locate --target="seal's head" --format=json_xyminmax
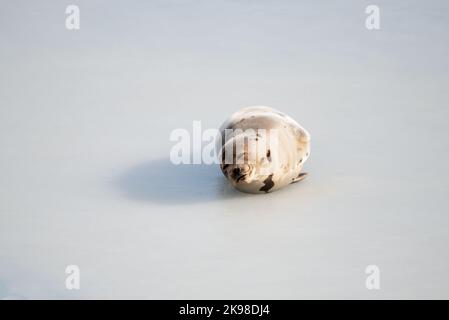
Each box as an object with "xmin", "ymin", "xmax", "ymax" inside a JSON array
[
  {"xmin": 219, "ymin": 131, "xmax": 278, "ymax": 187},
  {"xmin": 221, "ymin": 163, "xmax": 255, "ymax": 185}
]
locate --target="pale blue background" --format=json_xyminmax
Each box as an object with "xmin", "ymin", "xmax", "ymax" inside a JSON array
[{"xmin": 0, "ymin": 0, "xmax": 448, "ymax": 299}]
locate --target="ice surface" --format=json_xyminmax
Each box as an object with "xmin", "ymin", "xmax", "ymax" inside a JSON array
[{"xmin": 0, "ymin": 0, "xmax": 448, "ymax": 299}]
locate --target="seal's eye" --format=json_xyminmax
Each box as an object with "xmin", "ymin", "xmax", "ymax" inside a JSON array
[{"xmin": 232, "ymin": 167, "xmax": 241, "ymax": 176}]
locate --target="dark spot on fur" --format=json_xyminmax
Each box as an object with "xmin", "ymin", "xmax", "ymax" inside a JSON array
[
  {"xmin": 266, "ymin": 149, "xmax": 271, "ymax": 161},
  {"xmin": 297, "ymin": 172, "xmax": 307, "ymax": 179},
  {"xmin": 259, "ymin": 174, "xmax": 275, "ymax": 193},
  {"xmin": 299, "ymin": 158, "xmax": 303, "ymax": 163}
]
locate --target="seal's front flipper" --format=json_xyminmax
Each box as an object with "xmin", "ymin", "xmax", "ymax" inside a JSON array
[{"xmin": 291, "ymin": 172, "xmax": 308, "ymax": 184}]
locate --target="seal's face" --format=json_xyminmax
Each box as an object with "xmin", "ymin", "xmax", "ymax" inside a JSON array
[
  {"xmin": 220, "ymin": 136, "xmax": 276, "ymax": 186},
  {"xmin": 221, "ymin": 163, "xmax": 255, "ymax": 185}
]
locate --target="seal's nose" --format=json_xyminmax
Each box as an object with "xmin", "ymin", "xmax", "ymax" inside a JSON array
[{"xmin": 232, "ymin": 167, "xmax": 247, "ymax": 183}]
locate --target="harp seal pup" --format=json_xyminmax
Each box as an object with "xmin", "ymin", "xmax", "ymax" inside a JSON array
[{"xmin": 216, "ymin": 106, "xmax": 310, "ymax": 194}]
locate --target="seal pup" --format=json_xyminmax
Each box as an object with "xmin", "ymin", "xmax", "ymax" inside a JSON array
[{"xmin": 216, "ymin": 106, "xmax": 310, "ymax": 193}]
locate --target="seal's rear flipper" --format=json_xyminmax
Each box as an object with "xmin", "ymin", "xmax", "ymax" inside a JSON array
[{"xmin": 291, "ymin": 172, "xmax": 308, "ymax": 184}]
